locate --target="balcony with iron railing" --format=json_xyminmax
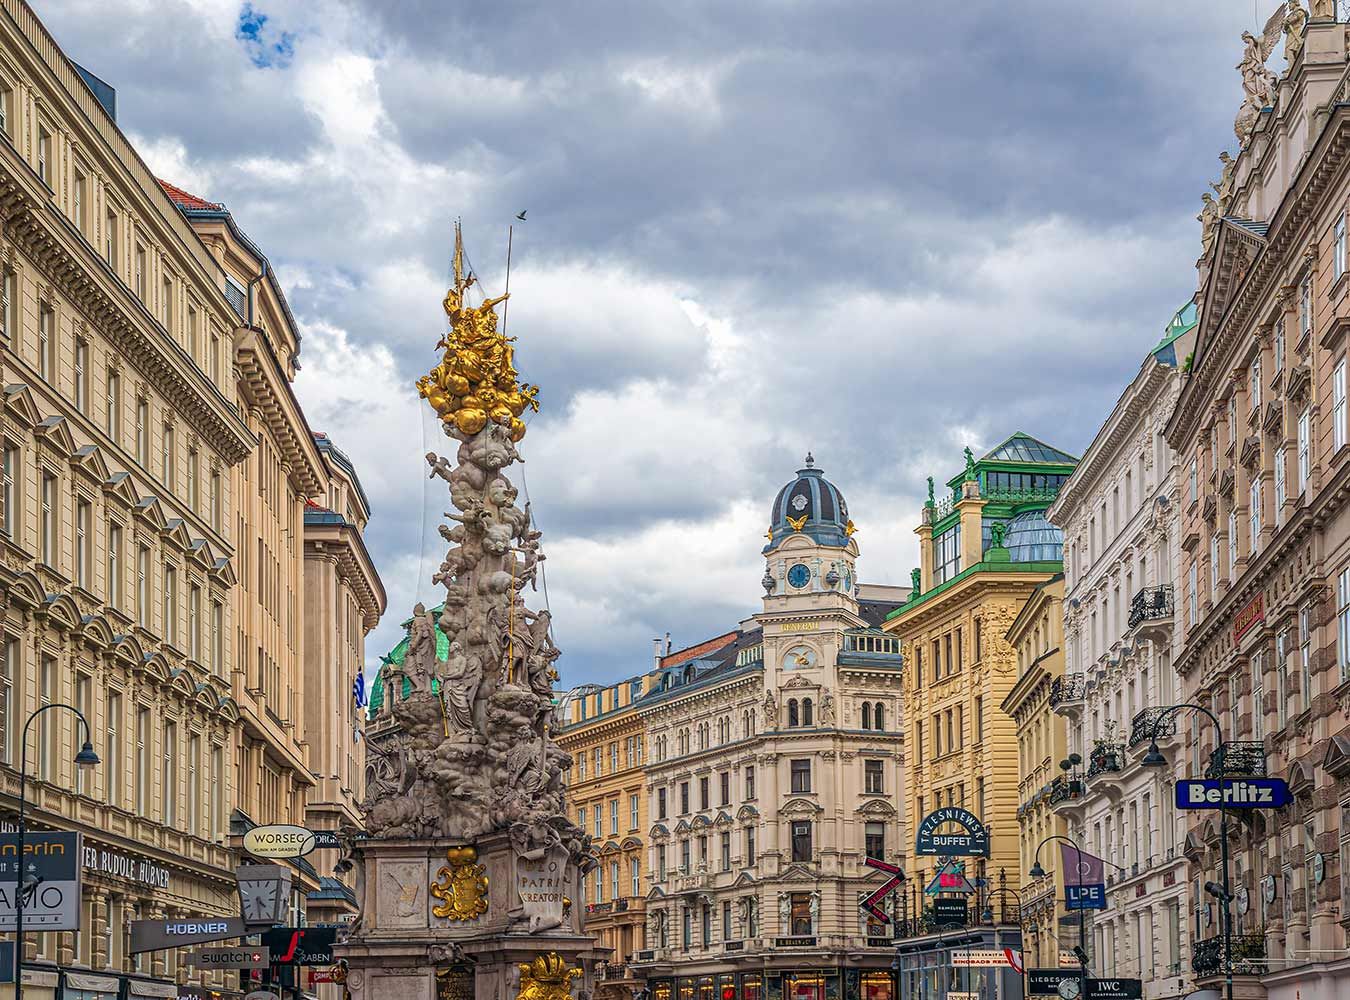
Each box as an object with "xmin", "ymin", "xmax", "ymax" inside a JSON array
[
  {"xmin": 1129, "ymin": 706, "xmax": 1178, "ymax": 750},
  {"xmin": 1048, "ymin": 775, "xmax": 1083, "ymax": 806},
  {"xmin": 1192, "ymin": 933, "xmax": 1266, "ymax": 978},
  {"xmin": 1049, "ymin": 673, "xmax": 1085, "ymax": 714},
  {"xmin": 1206, "ymin": 741, "xmax": 1267, "ymax": 778},
  {"xmin": 1086, "ymin": 742, "xmax": 1124, "ymax": 780},
  {"xmin": 1127, "ymin": 584, "xmax": 1174, "ymax": 633}
]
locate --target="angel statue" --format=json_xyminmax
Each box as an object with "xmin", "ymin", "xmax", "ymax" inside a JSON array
[{"xmin": 1235, "ymin": 7, "xmax": 1284, "ymax": 142}]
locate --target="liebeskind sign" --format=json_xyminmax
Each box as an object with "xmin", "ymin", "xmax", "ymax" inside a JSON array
[
  {"xmin": 242, "ymin": 825, "xmax": 318, "ymax": 859},
  {"xmin": 1175, "ymin": 778, "xmax": 1291, "ymax": 809}
]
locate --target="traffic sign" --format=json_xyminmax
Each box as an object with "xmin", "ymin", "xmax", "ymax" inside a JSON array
[
  {"xmin": 1087, "ymin": 980, "xmax": 1142, "ymax": 1000},
  {"xmin": 1175, "ymin": 778, "xmax": 1290, "ymax": 809}
]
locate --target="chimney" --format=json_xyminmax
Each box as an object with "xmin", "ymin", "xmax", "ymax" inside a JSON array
[
  {"xmin": 665, "ymin": 632, "xmax": 672, "ymax": 655},
  {"xmin": 653, "ymin": 637, "xmax": 663, "ymax": 669}
]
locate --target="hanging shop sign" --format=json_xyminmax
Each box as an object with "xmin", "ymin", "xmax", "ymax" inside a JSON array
[
  {"xmin": 949, "ymin": 949, "xmax": 1022, "ymax": 968},
  {"xmin": 189, "ymin": 947, "xmax": 271, "ymax": 970},
  {"xmin": 311, "ymin": 830, "xmax": 342, "ymax": 849},
  {"xmin": 0, "ymin": 832, "xmax": 82, "ymax": 931},
  {"xmin": 859, "ymin": 857, "xmax": 903, "ymax": 924},
  {"xmin": 261, "ymin": 927, "xmax": 337, "ymax": 966},
  {"xmin": 1027, "ymin": 970, "xmax": 1080, "ymax": 996},
  {"xmin": 131, "ymin": 916, "xmax": 247, "ymax": 954},
  {"xmin": 932, "ymin": 897, "xmax": 968, "ymax": 926},
  {"xmin": 1059, "ymin": 842, "xmax": 1106, "ymax": 911},
  {"xmin": 242, "ymin": 825, "xmax": 318, "ymax": 860},
  {"xmin": 1086, "ymin": 980, "xmax": 1142, "ymax": 1000},
  {"xmin": 1175, "ymin": 778, "xmax": 1290, "ymax": 809},
  {"xmin": 914, "ymin": 808, "xmax": 990, "ymax": 857},
  {"xmin": 1233, "ymin": 594, "xmax": 1265, "ymax": 642}
]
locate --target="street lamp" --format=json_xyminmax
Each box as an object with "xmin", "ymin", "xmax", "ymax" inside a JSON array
[
  {"xmin": 982, "ymin": 887, "xmax": 1025, "ymax": 1000},
  {"xmin": 1142, "ymin": 702, "xmax": 1234, "ymax": 1000},
  {"xmin": 1029, "ymin": 834, "xmax": 1123, "ymax": 1000},
  {"xmin": 15, "ymin": 704, "xmax": 99, "ymax": 1000}
]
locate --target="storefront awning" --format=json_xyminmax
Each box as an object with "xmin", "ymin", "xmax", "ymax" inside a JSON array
[
  {"xmin": 66, "ymin": 974, "xmax": 120, "ymax": 994},
  {"xmin": 128, "ymin": 980, "xmax": 178, "ymax": 998}
]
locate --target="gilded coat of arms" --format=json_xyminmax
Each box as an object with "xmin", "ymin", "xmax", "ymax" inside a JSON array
[{"xmin": 430, "ymin": 846, "xmax": 489, "ymax": 921}]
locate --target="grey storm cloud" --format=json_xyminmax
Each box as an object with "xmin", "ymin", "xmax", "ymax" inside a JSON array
[{"xmin": 32, "ymin": 0, "xmax": 1276, "ymax": 683}]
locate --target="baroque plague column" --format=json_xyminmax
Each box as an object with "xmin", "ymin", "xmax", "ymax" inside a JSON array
[{"xmin": 338, "ymin": 227, "xmax": 602, "ymax": 1000}]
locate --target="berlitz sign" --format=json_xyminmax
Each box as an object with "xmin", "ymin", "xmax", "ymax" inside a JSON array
[
  {"xmin": 914, "ymin": 808, "xmax": 990, "ymax": 857},
  {"xmin": 242, "ymin": 825, "xmax": 318, "ymax": 859},
  {"xmin": 1175, "ymin": 778, "xmax": 1291, "ymax": 809}
]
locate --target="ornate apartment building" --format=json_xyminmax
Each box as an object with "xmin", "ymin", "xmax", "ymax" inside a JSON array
[
  {"xmin": 631, "ymin": 457, "xmax": 908, "ymax": 1000},
  {"xmin": 883, "ymin": 433, "xmax": 1075, "ymax": 999},
  {"xmin": 1047, "ymin": 305, "xmax": 1194, "ymax": 997},
  {"xmin": 1000, "ymin": 574, "xmax": 1067, "ymax": 971},
  {"xmin": 557, "ymin": 668, "xmax": 663, "ymax": 1000},
  {"xmin": 1164, "ymin": 14, "xmax": 1350, "ymax": 1000},
  {"xmin": 0, "ymin": 4, "xmax": 253, "ymax": 997}
]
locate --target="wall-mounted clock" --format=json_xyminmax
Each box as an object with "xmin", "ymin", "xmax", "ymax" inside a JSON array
[
  {"xmin": 783, "ymin": 645, "xmax": 817, "ymax": 670},
  {"xmin": 787, "ymin": 563, "xmax": 811, "ymax": 589}
]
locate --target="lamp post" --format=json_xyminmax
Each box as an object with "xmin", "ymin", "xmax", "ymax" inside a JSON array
[
  {"xmin": 981, "ymin": 886, "xmax": 1024, "ymax": 1000},
  {"xmin": 1142, "ymin": 702, "xmax": 1234, "ymax": 1000},
  {"xmin": 932, "ymin": 921, "xmax": 971, "ymax": 1000},
  {"xmin": 1029, "ymin": 833, "xmax": 1124, "ymax": 1000},
  {"xmin": 14, "ymin": 704, "xmax": 99, "ymax": 1000}
]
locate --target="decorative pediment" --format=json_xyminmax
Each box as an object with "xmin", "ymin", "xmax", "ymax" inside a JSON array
[
  {"xmin": 1322, "ymin": 729, "xmax": 1350, "ymax": 779},
  {"xmin": 673, "ymin": 819, "xmax": 692, "ymax": 835},
  {"xmin": 102, "ymin": 471, "xmax": 138, "ymax": 507},
  {"xmin": 778, "ymin": 862, "xmax": 816, "ymax": 882},
  {"xmin": 36, "ymin": 592, "xmax": 81, "ymax": 631},
  {"xmin": 187, "ymin": 538, "xmax": 216, "ymax": 570},
  {"xmin": 1287, "ymin": 756, "xmax": 1316, "ymax": 794},
  {"xmin": 161, "ymin": 518, "xmax": 192, "ymax": 551},
  {"xmin": 731, "ymin": 870, "xmax": 757, "ymax": 887},
  {"xmin": 1183, "ymin": 829, "xmax": 1204, "ymax": 859},
  {"xmin": 1239, "ymin": 434, "xmax": 1262, "ymax": 470},
  {"xmin": 600, "ymin": 840, "xmax": 622, "ymax": 856},
  {"xmin": 167, "ymin": 667, "xmax": 197, "ymax": 699},
  {"xmin": 215, "ymin": 696, "xmax": 240, "ymax": 724},
  {"xmin": 77, "ymin": 614, "xmax": 114, "ymax": 651},
  {"xmin": 70, "ymin": 445, "xmax": 110, "ymax": 482},
  {"xmin": 1219, "ymin": 467, "xmax": 1236, "ymax": 498},
  {"xmin": 620, "ymin": 837, "xmax": 642, "ymax": 851},
  {"xmin": 133, "ymin": 496, "xmax": 166, "ymax": 530},
  {"xmin": 1261, "ymin": 401, "xmax": 1283, "ymax": 436},
  {"xmin": 713, "ymin": 810, "xmax": 734, "ymax": 829},
  {"xmin": 690, "ymin": 814, "xmax": 711, "ymax": 830},
  {"xmin": 192, "ymin": 682, "xmax": 224, "ymax": 713},
  {"xmin": 736, "ymin": 804, "xmax": 760, "ymax": 822},
  {"xmin": 34, "ymin": 415, "xmax": 75, "ymax": 456},
  {"xmin": 649, "ymin": 823, "xmax": 670, "ymax": 841},
  {"xmin": 781, "ymin": 675, "xmax": 815, "ymax": 690},
  {"xmin": 1285, "ymin": 363, "xmax": 1311, "ymax": 402},
  {"xmin": 778, "ymin": 796, "xmax": 823, "ymax": 817},
  {"xmin": 138, "ymin": 650, "xmax": 171, "ymax": 684},
  {"xmin": 109, "ymin": 632, "xmax": 146, "ymax": 667},
  {"xmin": 4, "ymin": 571, "xmax": 44, "ymax": 609},
  {"xmin": 3, "ymin": 383, "xmax": 38, "ymax": 427},
  {"xmin": 855, "ymin": 798, "xmax": 896, "ymax": 817},
  {"xmin": 646, "ymin": 886, "xmax": 667, "ymax": 901},
  {"xmin": 210, "ymin": 557, "xmax": 237, "ymax": 587},
  {"xmin": 1202, "ymin": 494, "xmax": 1218, "ymax": 523}
]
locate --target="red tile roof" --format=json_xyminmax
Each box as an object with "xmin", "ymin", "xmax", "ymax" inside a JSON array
[
  {"xmin": 660, "ymin": 631, "xmax": 740, "ymax": 669},
  {"xmin": 157, "ymin": 178, "xmax": 223, "ymax": 212}
]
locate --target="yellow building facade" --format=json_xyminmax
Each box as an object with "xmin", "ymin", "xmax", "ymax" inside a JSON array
[
  {"xmin": 558, "ymin": 674, "xmax": 656, "ymax": 1000},
  {"xmin": 883, "ymin": 435, "xmax": 1074, "ymax": 999},
  {"xmin": 1000, "ymin": 574, "xmax": 1068, "ymax": 970}
]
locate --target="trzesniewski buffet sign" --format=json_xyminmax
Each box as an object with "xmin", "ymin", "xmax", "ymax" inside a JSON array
[{"xmin": 915, "ymin": 808, "xmax": 990, "ymax": 857}]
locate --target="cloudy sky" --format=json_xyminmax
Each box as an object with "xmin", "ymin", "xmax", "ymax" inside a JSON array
[{"xmin": 37, "ymin": 0, "xmax": 1273, "ymax": 687}]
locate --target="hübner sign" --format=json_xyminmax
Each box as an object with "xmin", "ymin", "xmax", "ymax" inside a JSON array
[{"xmin": 82, "ymin": 845, "xmax": 170, "ymax": 889}]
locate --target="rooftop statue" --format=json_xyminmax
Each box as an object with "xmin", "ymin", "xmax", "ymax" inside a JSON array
[
  {"xmin": 1285, "ymin": 0, "xmax": 1309, "ymax": 63},
  {"xmin": 1235, "ymin": 6, "xmax": 1285, "ymax": 142},
  {"xmin": 364, "ymin": 224, "xmax": 588, "ymax": 874}
]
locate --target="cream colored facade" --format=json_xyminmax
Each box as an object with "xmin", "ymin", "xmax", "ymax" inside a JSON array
[
  {"xmin": 0, "ymin": 1, "xmax": 253, "ymax": 995},
  {"xmin": 632, "ymin": 458, "xmax": 908, "ymax": 1000},
  {"xmin": 557, "ymin": 673, "xmax": 659, "ymax": 1000},
  {"xmin": 1000, "ymin": 575, "xmax": 1067, "ymax": 971},
  {"xmin": 1048, "ymin": 312, "xmax": 1193, "ymax": 997}
]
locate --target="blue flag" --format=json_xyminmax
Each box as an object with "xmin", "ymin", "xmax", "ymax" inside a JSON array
[{"xmin": 353, "ymin": 672, "xmax": 367, "ymax": 708}]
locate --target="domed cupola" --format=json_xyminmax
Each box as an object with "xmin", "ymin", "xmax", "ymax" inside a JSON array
[
  {"xmin": 1002, "ymin": 510, "xmax": 1064, "ymax": 563},
  {"xmin": 764, "ymin": 453, "xmax": 855, "ymax": 553}
]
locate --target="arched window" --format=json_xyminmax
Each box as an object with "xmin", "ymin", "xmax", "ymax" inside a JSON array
[
  {"xmin": 803, "ymin": 698, "xmax": 814, "ymax": 726},
  {"xmin": 788, "ymin": 699, "xmax": 799, "ymax": 727},
  {"xmin": 874, "ymin": 702, "xmax": 885, "ymax": 731},
  {"xmin": 862, "ymin": 703, "xmax": 872, "ymax": 730}
]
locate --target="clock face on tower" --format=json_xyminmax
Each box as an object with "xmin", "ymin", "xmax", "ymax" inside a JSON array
[
  {"xmin": 783, "ymin": 645, "xmax": 817, "ymax": 670},
  {"xmin": 787, "ymin": 563, "xmax": 811, "ymax": 589}
]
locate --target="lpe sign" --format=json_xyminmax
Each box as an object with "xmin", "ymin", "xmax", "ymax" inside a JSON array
[
  {"xmin": 0, "ymin": 832, "xmax": 82, "ymax": 931},
  {"xmin": 1175, "ymin": 778, "xmax": 1291, "ymax": 809}
]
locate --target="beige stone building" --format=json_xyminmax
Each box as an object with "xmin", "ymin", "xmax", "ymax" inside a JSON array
[
  {"xmin": 1164, "ymin": 14, "xmax": 1350, "ymax": 1000},
  {"xmin": 1000, "ymin": 574, "xmax": 1068, "ymax": 971},
  {"xmin": 0, "ymin": 2, "xmax": 253, "ymax": 996},
  {"xmin": 631, "ymin": 457, "xmax": 908, "ymax": 1000}
]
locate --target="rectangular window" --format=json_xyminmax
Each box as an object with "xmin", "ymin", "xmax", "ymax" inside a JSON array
[
  {"xmin": 187, "ymin": 303, "xmax": 198, "ymax": 358},
  {"xmin": 680, "ymin": 781, "xmax": 689, "ymax": 814},
  {"xmin": 1301, "ymin": 607, "xmax": 1313, "ymax": 710},
  {"xmin": 1338, "ymin": 568, "xmax": 1350, "ymax": 684},
  {"xmin": 790, "ymin": 758, "xmax": 811, "ymax": 794},
  {"xmin": 210, "ymin": 470, "xmax": 222, "ymax": 530},
  {"xmin": 74, "ymin": 338, "xmax": 88, "ymax": 411},
  {"xmin": 36, "ymin": 656, "xmax": 53, "ymax": 780},
  {"xmin": 699, "ymin": 775, "xmax": 710, "ymax": 811},
  {"xmin": 104, "ymin": 208, "xmax": 117, "ymax": 266},
  {"xmin": 135, "ymin": 398, "xmax": 148, "ymax": 466},
  {"xmin": 189, "ymin": 585, "xmax": 202, "ymax": 661},
  {"xmin": 1298, "ymin": 409, "xmax": 1310, "ymax": 494},
  {"xmin": 657, "ymin": 787, "xmax": 667, "ymax": 819},
  {"xmin": 134, "ymin": 707, "xmax": 149, "ymax": 814},
  {"xmin": 73, "ymin": 170, "xmax": 85, "ymax": 233},
  {"xmin": 790, "ymin": 820, "xmax": 812, "ymax": 863},
  {"xmin": 38, "ymin": 303, "xmax": 52, "ymax": 382},
  {"xmin": 162, "ymin": 721, "xmax": 176, "ymax": 825},
  {"xmin": 40, "ymin": 472, "xmax": 55, "ymax": 566},
  {"xmin": 1301, "ymin": 277, "xmax": 1312, "ymax": 336},
  {"xmin": 161, "ymin": 422, "xmax": 174, "ymax": 488},
  {"xmin": 865, "ymin": 821, "xmax": 885, "ymax": 861},
  {"xmin": 680, "ymin": 839, "xmax": 690, "ymax": 872},
  {"xmin": 864, "ymin": 759, "xmax": 884, "ymax": 795},
  {"xmin": 136, "ymin": 545, "xmax": 149, "ymax": 626},
  {"xmin": 744, "ymin": 764, "xmax": 755, "ymax": 800},
  {"xmin": 106, "ymin": 693, "xmax": 121, "ymax": 806},
  {"xmin": 746, "ymin": 826, "xmax": 756, "ymax": 867},
  {"xmin": 1188, "ymin": 459, "xmax": 1197, "ymax": 504},
  {"xmin": 105, "ymin": 368, "xmax": 121, "ymax": 440},
  {"xmin": 75, "ymin": 498, "xmax": 90, "ymax": 588},
  {"xmin": 631, "ymin": 857, "xmax": 641, "ymax": 897},
  {"xmin": 720, "ymin": 771, "xmax": 730, "ymax": 806},
  {"xmin": 1275, "ymin": 318, "xmax": 1285, "ymax": 372},
  {"xmin": 1, "ymin": 442, "xmax": 15, "ymax": 539},
  {"xmin": 1210, "ymin": 534, "xmax": 1220, "ymax": 600},
  {"xmin": 209, "ymin": 330, "xmax": 221, "ymax": 383},
  {"xmin": 134, "ymin": 245, "xmax": 146, "ymax": 301},
  {"xmin": 610, "ymin": 861, "xmax": 619, "ymax": 902},
  {"xmin": 1275, "ymin": 447, "xmax": 1287, "ymax": 524},
  {"xmin": 1250, "ymin": 477, "xmax": 1262, "ymax": 552},
  {"xmin": 211, "ymin": 600, "xmax": 223, "ymax": 675},
  {"xmin": 0, "ymin": 270, "xmax": 11, "ymax": 343},
  {"xmin": 720, "ymin": 831, "xmax": 731, "ymax": 871},
  {"xmin": 187, "ymin": 734, "xmax": 200, "ymax": 836},
  {"xmin": 210, "ymin": 745, "xmax": 223, "ymax": 838},
  {"xmin": 0, "ymin": 84, "xmax": 9, "ymax": 136},
  {"xmin": 163, "ymin": 563, "xmax": 177, "ymax": 645},
  {"xmin": 593, "ymin": 805, "xmax": 601, "ymax": 839},
  {"xmin": 658, "ymin": 845, "xmax": 667, "ymax": 881},
  {"xmin": 934, "ymin": 523, "xmax": 961, "ymax": 584},
  {"xmin": 106, "ymin": 522, "xmax": 123, "ymax": 606},
  {"xmin": 610, "ymin": 798, "xmax": 618, "ymax": 835},
  {"xmin": 0, "ymin": 638, "xmax": 11, "ymax": 765},
  {"xmin": 1337, "ymin": 214, "xmax": 1346, "ymax": 279},
  {"xmin": 1251, "ymin": 357, "xmax": 1261, "ymax": 410},
  {"xmin": 630, "ymin": 793, "xmax": 639, "ymax": 830},
  {"xmin": 36, "ymin": 125, "xmax": 49, "ymax": 185},
  {"xmin": 187, "ymin": 449, "xmax": 199, "ymax": 510},
  {"xmin": 1336, "ymin": 360, "xmax": 1347, "ymax": 451},
  {"xmin": 1252, "ymin": 651, "xmax": 1264, "ymax": 741},
  {"xmin": 1188, "ymin": 563, "xmax": 1198, "ymax": 626}
]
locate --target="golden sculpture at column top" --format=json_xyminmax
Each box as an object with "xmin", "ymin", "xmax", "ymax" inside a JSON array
[
  {"xmin": 417, "ymin": 222, "xmax": 540, "ymax": 441},
  {"xmin": 429, "ymin": 845, "xmax": 489, "ymax": 921},
  {"xmin": 516, "ymin": 954, "xmax": 583, "ymax": 1000}
]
